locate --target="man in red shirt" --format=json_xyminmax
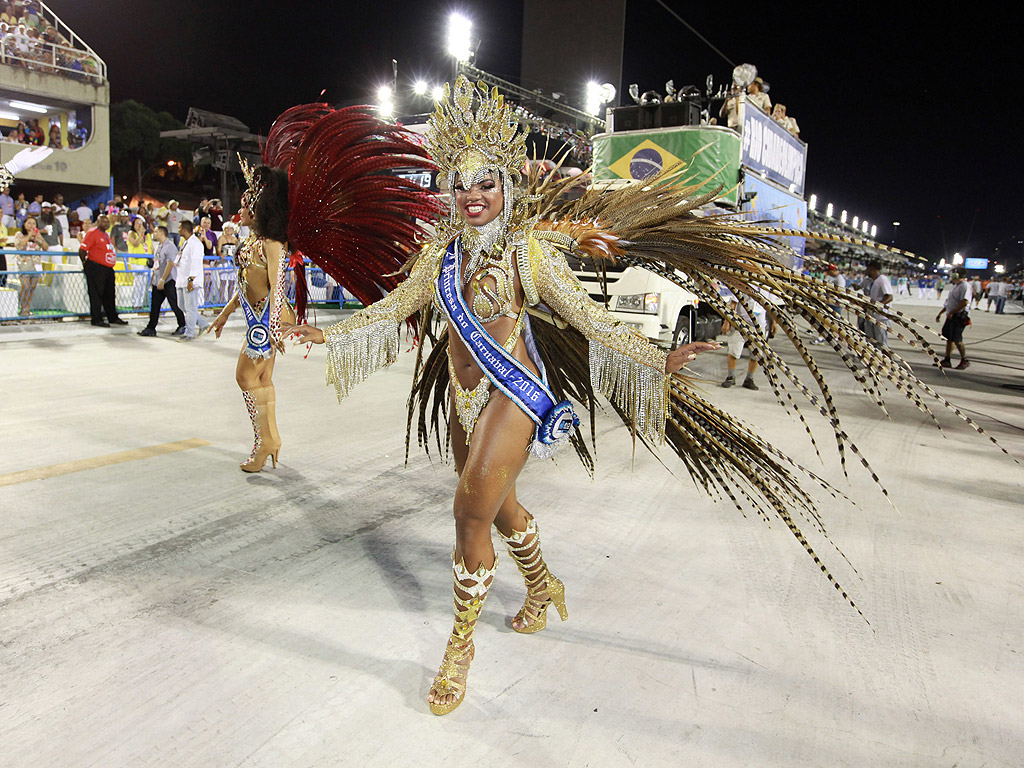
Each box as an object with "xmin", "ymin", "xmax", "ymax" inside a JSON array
[{"xmin": 79, "ymin": 214, "xmax": 127, "ymax": 327}]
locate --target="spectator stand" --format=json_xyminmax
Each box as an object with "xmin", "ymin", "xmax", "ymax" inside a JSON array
[{"xmin": 0, "ymin": 1, "xmax": 105, "ymax": 83}]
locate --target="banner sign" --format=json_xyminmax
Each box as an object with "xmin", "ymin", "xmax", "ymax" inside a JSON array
[
  {"xmin": 742, "ymin": 174, "xmax": 808, "ymax": 260},
  {"xmin": 740, "ymin": 104, "xmax": 807, "ymax": 196},
  {"xmin": 592, "ymin": 127, "xmax": 741, "ymax": 206}
]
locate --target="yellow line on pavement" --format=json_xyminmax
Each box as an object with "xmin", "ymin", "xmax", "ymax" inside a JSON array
[{"xmin": 0, "ymin": 438, "xmax": 212, "ymax": 488}]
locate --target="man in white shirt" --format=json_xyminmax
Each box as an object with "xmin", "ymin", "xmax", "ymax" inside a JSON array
[
  {"xmin": 858, "ymin": 259, "xmax": 894, "ymax": 348},
  {"xmin": 935, "ymin": 268, "xmax": 972, "ymax": 369},
  {"xmin": 75, "ymin": 201, "xmax": 93, "ymax": 226},
  {"xmin": 175, "ymin": 220, "xmax": 208, "ymax": 340},
  {"xmin": 988, "ymin": 277, "xmax": 1008, "ymax": 314},
  {"xmin": 970, "ymin": 277, "xmax": 983, "ymax": 308}
]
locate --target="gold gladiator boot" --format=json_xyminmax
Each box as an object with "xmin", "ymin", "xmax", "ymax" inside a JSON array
[
  {"xmin": 499, "ymin": 516, "xmax": 568, "ymax": 634},
  {"xmin": 240, "ymin": 387, "xmax": 281, "ymax": 472},
  {"xmin": 428, "ymin": 553, "xmax": 497, "ymax": 716}
]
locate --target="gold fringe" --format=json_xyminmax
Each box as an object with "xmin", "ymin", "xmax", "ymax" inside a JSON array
[
  {"xmin": 324, "ymin": 318, "xmax": 400, "ymax": 401},
  {"xmin": 589, "ymin": 341, "xmax": 668, "ymax": 445}
]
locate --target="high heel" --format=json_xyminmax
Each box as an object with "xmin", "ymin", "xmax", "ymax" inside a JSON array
[
  {"xmin": 499, "ymin": 516, "xmax": 568, "ymax": 634},
  {"xmin": 428, "ymin": 552, "xmax": 497, "ymax": 716},
  {"xmin": 241, "ymin": 441, "xmax": 281, "ymax": 472},
  {"xmin": 240, "ymin": 387, "xmax": 282, "ymax": 472}
]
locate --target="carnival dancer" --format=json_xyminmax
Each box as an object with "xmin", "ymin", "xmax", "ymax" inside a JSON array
[
  {"xmin": 284, "ymin": 80, "xmax": 725, "ymax": 716},
  {"xmin": 282, "ymin": 78, "xmax": 1008, "ymax": 717},
  {"xmin": 207, "ymin": 103, "xmax": 439, "ymax": 473},
  {"xmin": 207, "ymin": 164, "xmax": 294, "ymax": 472}
]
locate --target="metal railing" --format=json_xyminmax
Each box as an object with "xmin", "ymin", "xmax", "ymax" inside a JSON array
[
  {"xmin": 0, "ymin": 0, "xmax": 106, "ymax": 82},
  {"xmin": 0, "ymin": 252, "xmax": 359, "ymax": 321},
  {"xmin": 0, "ymin": 36, "xmax": 105, "ymax": 83}
]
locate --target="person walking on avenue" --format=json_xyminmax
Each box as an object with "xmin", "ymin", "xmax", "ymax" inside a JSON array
[
  {"xmin": 720, "ymin": 286, "xmax": 766, "ymax": 390},
  {"xmin": 176, "ymin": 220, "xmax": 207, "ymax": 340},
  {"xmin": 935, "ymin": 267, "xmax": 972, "ymax": 369},
  {"xmin": 988, "ymin": 276, "xmax": 1008, "ymax": 314},
  {"xmin": 79, "ymin": 214, "xmax": 127, "ymax": 327},
  {"xmin": 970, "ymin": 276, "xmax": 983, "ymax": 309},
  {"xmin": 858, "ymin": 259, "xmax": 893, "ymax": 348},
  {"xmin": 138, "ymin": 225, "xmax": 185, "ymax": 336}
]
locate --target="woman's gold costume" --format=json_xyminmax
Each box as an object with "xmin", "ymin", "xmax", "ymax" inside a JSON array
[{"xmin": 288, "ymin": 78, "xmax": 1007, "ymax": 715}]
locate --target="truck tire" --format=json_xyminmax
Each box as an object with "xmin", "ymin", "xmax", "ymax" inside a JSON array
[{"xmin": 672, "ymin": 306, "xmax": 694, "ymax": 347}]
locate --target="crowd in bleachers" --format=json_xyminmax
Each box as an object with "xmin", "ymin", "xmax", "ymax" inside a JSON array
[
  {"xmin": 2, "ymin": 116, "xmax": 88, "ymax": 147},
  {"xmin": 0, "ymin": 0, "xmax": 102, "ymax": 81},
  {"xmin": 0, "ymin": 189, "xmax": 259, "ymax": 316}
]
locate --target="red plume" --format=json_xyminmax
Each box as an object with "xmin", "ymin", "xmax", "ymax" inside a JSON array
[
  {"xmin": 285, "ymin": 107, "xmax": 441, "ymax": 320},
  {"xmin": 262, "ymin": 103, "xmax": 335, "ymax": 169}
]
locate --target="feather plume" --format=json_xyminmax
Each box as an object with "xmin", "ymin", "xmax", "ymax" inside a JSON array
[{"xmin": 285, "ymin": 107, "xmax": 441, "ymax": 320}]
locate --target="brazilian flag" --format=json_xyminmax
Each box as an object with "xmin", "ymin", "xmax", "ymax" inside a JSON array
[
  {"xmin": 607, "ymin": 139, "xmax": 685, "ymax": 181},
  {"xmin": 593, "ymin": 128, "xmax": 742, "ymax": 205}
]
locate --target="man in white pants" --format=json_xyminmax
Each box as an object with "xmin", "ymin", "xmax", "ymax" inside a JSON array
[{"xmin": 175, "ymin": 220, "xmax": 208, "ymax": 340}]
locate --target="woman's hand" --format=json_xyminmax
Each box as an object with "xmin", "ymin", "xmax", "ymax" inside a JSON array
[
  {"xmin": 666, "ymin": 341, "xmax": 722, "ymax": 374},
  {"xmin": 207, "ymin": 313, "xmax": 228, "ymax": 338},
  {"xmin": 284, "ymin": 323, "xmax": 324, "ymax": 345}
]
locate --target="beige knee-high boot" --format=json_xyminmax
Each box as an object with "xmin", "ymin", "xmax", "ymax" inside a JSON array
[{"xmin": 240, "ymin": 387, "xmax": 281, "ymax": 472}]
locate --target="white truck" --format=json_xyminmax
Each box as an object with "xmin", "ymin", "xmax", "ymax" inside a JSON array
[{"xmin": 564, "ymin": 247, "xmax": 708, "ymax": 348}]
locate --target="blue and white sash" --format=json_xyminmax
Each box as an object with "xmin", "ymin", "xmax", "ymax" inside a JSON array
[
  {"xmin": 240, "ymin": 295, "xmax": 273, "ymax": 360},
  {"xmin": 436, "ymin": 236, "xmax": 578, "ymax": 452}
]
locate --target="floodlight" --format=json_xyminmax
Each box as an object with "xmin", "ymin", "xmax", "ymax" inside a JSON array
[
  {"xmin": 826, "ymin": 203, "xmax": 833, "ymax": 218},
  {"xmin": 808, "ymin": 194, "xmax": 816, "ymax": 211},
  {"xmin": 448, "ymin": 13, "xmax": 472, "ymax": 62},
  {"xmin": 840, "ymin": 210, "xmax": 847, "ymax": 224},
  {"xmin": 413, "ymin": 80, "xmax": 428, "ymax": 96},
  {"xmin": 585, "ymin": 81, "xmax": 604, "ymax": 116},
  {"xmin": 852, "ymin": 216, "xmax": 859, "ymax": 229},
  {"xmin": 432, "ymin": 85, "xmax": 445, "ymax": 101}
]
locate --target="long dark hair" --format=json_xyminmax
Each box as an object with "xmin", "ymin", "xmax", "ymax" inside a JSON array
[{"xmin": 252, "ymin": 166, "xmax": 289, "ymax": 243}]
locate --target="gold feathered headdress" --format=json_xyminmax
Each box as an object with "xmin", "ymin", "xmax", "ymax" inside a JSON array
[
  {"xmin": 237, "ymin": 153, "xmax": 264, "ymax": 209},
  {"xmin": 425, "ymin": 75, "xmax": 527, "ymax": 187}
]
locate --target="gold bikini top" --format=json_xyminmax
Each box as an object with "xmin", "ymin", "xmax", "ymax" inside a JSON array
[{"xmin": 461, "ymin": 222, "xmax": 518, "ymax": 324}]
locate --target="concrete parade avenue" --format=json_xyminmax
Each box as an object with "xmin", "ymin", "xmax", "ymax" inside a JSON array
[{"xmin": 1, "ymin": 296, "xmax": 1022, "ymax": 767}]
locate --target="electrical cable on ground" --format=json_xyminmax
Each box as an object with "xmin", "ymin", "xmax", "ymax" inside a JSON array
[{"xmin": 965, "ymin": 318, "xmax": 1024, "ymax": 346}]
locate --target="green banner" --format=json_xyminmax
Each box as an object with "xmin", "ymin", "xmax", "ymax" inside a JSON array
[{"xmin": 592, "ymin": 127, "xmax": 741, "ymax": 206}]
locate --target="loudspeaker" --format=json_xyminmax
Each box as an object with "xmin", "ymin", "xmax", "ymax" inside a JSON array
[
  {"xmin": 659, "ymin": 101, "xmax": 700, "ymax": 127},
  {"xmin": 608, "ymin": 105, "xmax": 658, "ymax": 132}
]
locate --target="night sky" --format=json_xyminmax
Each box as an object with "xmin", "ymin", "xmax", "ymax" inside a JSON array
[{"xmin": 47, "ymin": 0, "xmax": 1022, "ymax": 267}]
